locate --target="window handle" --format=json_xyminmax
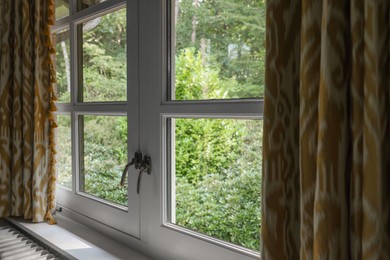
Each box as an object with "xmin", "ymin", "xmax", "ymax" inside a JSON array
[
  {"xmin": 137, "ymin": 155, "xmax": 151, "ymax": 194},
  {"xmin": 121, "ymin": 152, "xmax": 143, "ymax": 186}
]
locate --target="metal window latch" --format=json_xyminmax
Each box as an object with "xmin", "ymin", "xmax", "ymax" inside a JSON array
[
  {"xmin": 121, "ymin": 152, "xmax": 152, "ymax": 194},
  {"xmin": 120, "ymin": 152, "xmax": 143, "ymax": 186},
  {"xmin": 137, "ymin": 155, "xmax": 151, "ymax": 194}
]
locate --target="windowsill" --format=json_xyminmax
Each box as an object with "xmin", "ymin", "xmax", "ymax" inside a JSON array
[{"xmin": 6, "ymin": 216, "xmax": 152, "ymax": 260}]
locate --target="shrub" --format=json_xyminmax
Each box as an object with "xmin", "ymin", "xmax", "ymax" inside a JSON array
[{"xmin": 176, "ymin": 168, "xmax": 261, "ymax": 251}]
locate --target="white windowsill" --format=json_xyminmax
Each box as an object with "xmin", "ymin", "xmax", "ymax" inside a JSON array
[{"xmin": 6, "ymin": 216, "xmax": 152, "ymax": 260}]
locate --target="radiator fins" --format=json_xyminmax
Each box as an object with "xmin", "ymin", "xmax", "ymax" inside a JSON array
[{"xmin": 0, "ymin": 224, "xmax": 60, "ymax": 260}]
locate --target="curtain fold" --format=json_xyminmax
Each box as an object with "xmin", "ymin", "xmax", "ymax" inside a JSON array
[
  {"xmin": 0, "ymin": 0, "xmax": 57, "ymax": 223},
  {"xmin": 262, "ymin": 0, "xmax": 390, "ymax": 259}
]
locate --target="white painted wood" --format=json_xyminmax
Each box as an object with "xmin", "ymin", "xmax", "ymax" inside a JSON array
[{"xmin": 55, "ymin": 0, "xmax": 140, "ymax": 239}]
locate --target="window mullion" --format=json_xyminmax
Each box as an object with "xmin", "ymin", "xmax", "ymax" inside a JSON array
[
  {"xmin": 70, "ymin": 0, "xmax": 77, "ymax": 15},
  {"xmin": 69, "ymin": 4, "xmax": 78, "ymax": 195}
]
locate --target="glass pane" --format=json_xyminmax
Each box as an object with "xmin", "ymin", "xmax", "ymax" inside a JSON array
[
  {"xmin": 78, "ymin": 0, "xmax": 107, "ymax": 11},
  {"xmin": 172, "ymin": 0, "xmax": 266, "ymax": 100},
  {"xmin": 81, "ymin": 8, "xmax": 127, "ymax": 102},
  {"xmin": 170, "ymin": 118, "xmax": 262, "ymax": 251},
  {"xmin": 56, "ymin": 0, "xmax": 69, "ymax": 20},
  {"xmin": 80, "ymin": 115, "xmax": 128, "ymax": 206},
  {"xmin": 54, "ymin": 27, "xmax": 71, "ymax": 103},
  {"xmin": 57, "ymin": 114, "xmax": 72, "ymax": 188}
]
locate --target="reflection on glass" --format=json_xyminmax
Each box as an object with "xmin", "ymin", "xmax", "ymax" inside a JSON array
[
  {"xmin": 81, "ymin": 8, "xmax": 127, "ymax": 102},
  {"xmin": 170, "ymin": 118, "xmax": 262, "ymax": 251},
  {"xmin": 78, "ymin": 0, "xmax": 107, "ymax": 11},
  {"xmin": 57, "ymin": 114, "xmax": 72, "ymax": 188},
  {"xmin": 80, "ymin": 115, "xmax": 128, "ymax": 206},
  {"xmin": 54, "ymin": 27, "xmax": 71, "ymax": 103},
  {"xmin": 173, "ymin": 0, "xmax": 266, "ymax": 100},
  {"xmin": 55, "ymin": 0, "xmax": 69, "ymax": 20}
]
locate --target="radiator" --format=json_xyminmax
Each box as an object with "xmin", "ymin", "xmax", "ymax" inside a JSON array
[{"xmin": 0, "ymin": 222, "xmax": 61, "ymax": 260}]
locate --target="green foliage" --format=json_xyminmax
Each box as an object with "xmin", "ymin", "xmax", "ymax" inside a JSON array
[
  {"xmin": 82, "ymin": 9, "xmax": 127, "ymax": 102},
  {"xmin": 83, "ymin": 115, "xmax": 128, "ymax": 205},
  {"xmin": 173, "ymin": 43, "xmax": 263, "ymax": 250},
  {"xmin": 175, "ymin": 0, "xmax": 266, "ymax": 99},
  {"xmin": 175, "ymin": 118, "xmax": 244, "ymax": 183},
  {"xmin": 175, "ymin": 118, "xmax": 262, "ymax": 251},
  {"xmin": 55, "ymin": 31, "xmax": 70, "ymax": 103},
  {"xmin": 176, "ymin": 169, "xmax": 261, "ymax": 251},
  {"xmin": 56, "ymin": 115, "xmax": 72, "ymax": 188},
  {"xmin": 175, "ymin": 48, "xmax": 227, "ymax": 100}
]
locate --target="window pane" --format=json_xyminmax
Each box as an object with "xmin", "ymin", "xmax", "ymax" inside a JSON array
[
  {"xmin": 57, "ymin": 114, "xmax": 72, "ymax": 188},
  {"xmin": 78, "ymin": 0, "xmax": 107, "ymax": 11},
  {"xmin": 56, "ymin": 0, "xmax": 69, "ymax": 20},
  {"xmin": 80, "ymin": 115, "xmax": 128, "ymax": 206},
  {"xmin": 169, "ymin": 118, "xmax": 262, "ymax": 251},
  {"xmin": 172, "ymin": 0, "xmax": 265, "ymax": 100},
  {"xmin": 81, "ymin": 8, "xmax": 127, "ymax": 102},
  {"xmin": 54, "ymin": 27, "xmax": 71, "ymax": 103}
]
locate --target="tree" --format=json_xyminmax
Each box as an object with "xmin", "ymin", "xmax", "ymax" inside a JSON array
[
  {"xmin": 174, "ymin": 47, "xmax": 262, "ymax": 251},
  {"xmin": 175, "ymin": 0, "xmax": 266, "ymax": 98},
  {"xmin": 82, "ymin": 9, "xmax": 127, "ymax": 102}
]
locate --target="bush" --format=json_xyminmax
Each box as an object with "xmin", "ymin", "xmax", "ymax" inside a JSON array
[{"xmin": 176, "ymin": 168, "xmax": 261, "ymax": 251}]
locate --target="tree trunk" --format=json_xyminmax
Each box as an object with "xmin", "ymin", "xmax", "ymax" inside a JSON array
[
  {"xmin": 175, "ymin": 0, "xmax": 179, "ymax": 27},
  {"xmin": 200, "ymin": 38, "xmax": 206, "ymax": 64},
  {"xmin": 61, "ymin": 41, "xmax": 71, "ymax": 92},
  {"xmin": 174, "ymin": 0, "xmax": 179, "ymax": 47},
  {"xmin": 191, "ymin": 0, "xmax": 199, "ymax": 44}
]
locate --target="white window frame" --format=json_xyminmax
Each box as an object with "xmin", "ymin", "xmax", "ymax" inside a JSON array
[
  {"xmin": 54, "ymin": 0, "xmax": 140, "ymax": 238},
  {"xmin": 54, "ymin": 0, "xmax": 263, "ymax": 259}
]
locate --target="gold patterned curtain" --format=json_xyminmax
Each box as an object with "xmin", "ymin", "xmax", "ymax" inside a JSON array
[
  {"xmin": 262, "ymin": 0, "xmax": 389, "ymax": 259},
  {"xmin": 0, "ymin": 0, "xmax": 57, "ymax": 223}
]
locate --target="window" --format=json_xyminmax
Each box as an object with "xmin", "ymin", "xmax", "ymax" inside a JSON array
[
  {"xmin": 54, "ymin": 0, "xmax": 264, "ymax": 259},
  {"xmin": 167, "ymin": 118, "xmax": 262, "ymax": 251},
  {"xmin": 157, "ymin": 0, "xmax": 264, "ymax": 256},
  {"xmin": 54, "ymin": 0, "xmax": 140, "ymax": 237}
]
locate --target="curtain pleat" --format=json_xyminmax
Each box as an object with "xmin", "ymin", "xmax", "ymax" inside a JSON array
[
  {"xmin": 0, "ymin": 0, "xmax": 57, "ymax": 223},
  {"xmin": 262, "ymin": 0, "xmax": 390, "ymax": 259},
  {"xmin": 262, "ymin": 1, "xmax": 301, "ymax": 258},
  {"xmin": 299, "ymin": 0, "xmax": 322, "ymax": 258},
  {"xmin": 350, "ymin": 0, "xmax": 364, "ymax": 258},
  {"xmin": 360, "ymin": 1, "xmax": 390, "ymax": 257}
]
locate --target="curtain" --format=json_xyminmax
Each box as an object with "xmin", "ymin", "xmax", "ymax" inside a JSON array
[
  {"xmin": 262, "ymin": 0, "xmax": 389, "ymax": 259},
  {"xmin": 0, "ymin": 0, "xmax": 57, "ymax": 223}
]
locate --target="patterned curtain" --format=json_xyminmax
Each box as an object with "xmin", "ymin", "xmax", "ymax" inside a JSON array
[
  {"xmin": 262, "ymin": 0, "xmax": 389, "ymax": 259},
  {"xmin": 0, "ymin": 0, "xmax": 57, "ymax": 223}
]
